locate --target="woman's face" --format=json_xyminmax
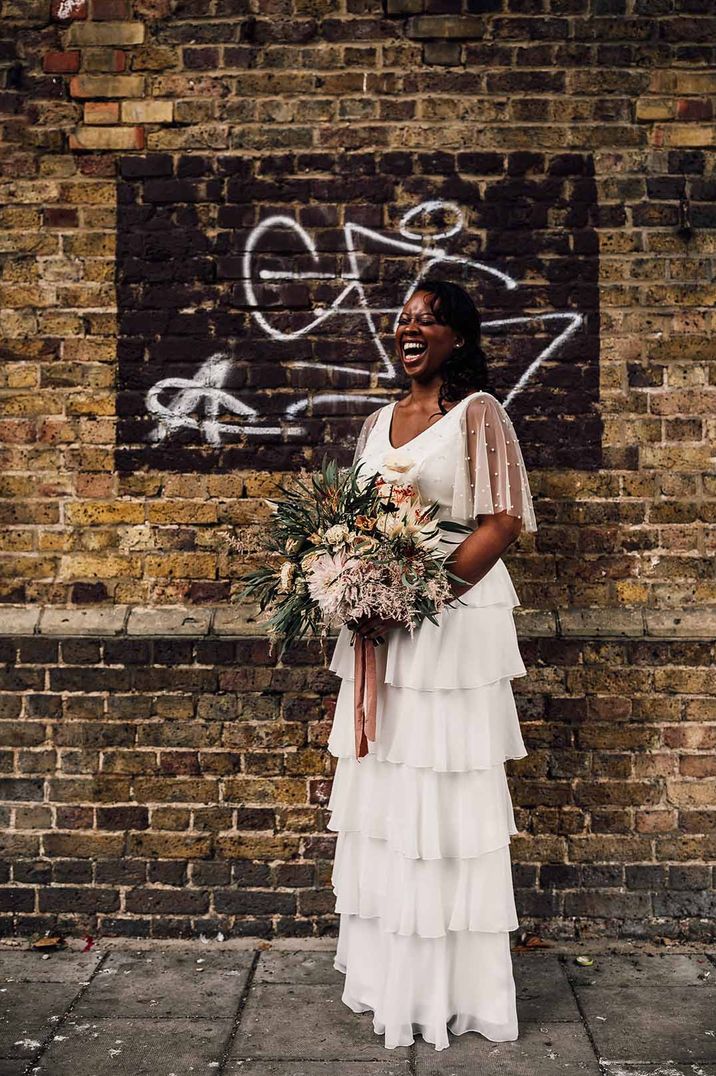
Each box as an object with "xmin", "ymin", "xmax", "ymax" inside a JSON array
[{"xmin": 395, "ymin": 290, "xmax": 463, "ymax": 383}]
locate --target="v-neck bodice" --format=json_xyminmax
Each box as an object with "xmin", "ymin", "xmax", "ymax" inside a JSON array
[
  {"xmin": 386, "ymin": 395, "xmax": 476, "ymax": 452},
  {"xmin": 352, "ymin": 386, "xmax": 538, "ymax": 541},
  {"xmin": 356, "ymin": 391, "xmax": 486, "ymax": 540}
]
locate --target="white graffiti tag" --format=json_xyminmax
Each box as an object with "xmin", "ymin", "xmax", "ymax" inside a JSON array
[
  {"xmin": 56, "ymin": 0, "xmax": 85, "ymax": 17},
  {"xmin": 146, "ymin": 200, "xmax": 585, "ymax": 443}
]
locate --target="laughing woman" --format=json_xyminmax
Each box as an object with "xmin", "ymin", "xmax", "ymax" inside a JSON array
[{"xmin": 325, "ymin": 277, "xmax": 538, "ymax": 1051}]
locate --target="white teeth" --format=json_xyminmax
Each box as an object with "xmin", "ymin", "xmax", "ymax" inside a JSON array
[{"xmin": 403, "ymin": 342, "xmax": 426, "ymax": 356}]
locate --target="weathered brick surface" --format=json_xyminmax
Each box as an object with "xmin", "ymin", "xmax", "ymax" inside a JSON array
[
  {"xmin": 1, "ymin": 2, "xmax": 715, "ymax": 937},
  {"xmin": 0, "ymin": 621, "xmax": 714, "ymax": 940}
]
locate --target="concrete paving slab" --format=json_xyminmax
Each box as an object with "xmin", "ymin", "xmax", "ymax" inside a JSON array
[
  {"xmin": 254, "ymin": 950, "xmax": 345, "ymax": 985},
  {"xmin": 0, "ymin": 1062, "xmax": 29, "ymax": 1076},
  {"xmin": 579, "ymin": 987, "xmax": 716, "ymax": 1063},
  {"xmin": 565, "ymin": 953, "xmax": 716, "ymax": 990},
  {"xmin": 230, "ymin": 983, "xmax": 411, "ymax": 1061},
  {"xmin": 73, "ymin": 950, "xmax": 254, "ymax": 1019},
  {"xmin": 602, "ymin": 1065, "xmax": 716, "ymax": 1076},
  {"xmin": 513, "ymin": 954, "xmax": 582, "ymax": 1022},
  {"xmin": 414, "ymin": 1020, "xmax": 602, "ymax": 1074},
  {"xmin": 224, "ymin": 1064, "xmax": 411, "ymax": 1076},
  {"xmin": 1, "ymin": 950, "xmax": 102, "ymax": 984},
  {"xmin": 32, "ymin": 1016, "xmax": 233, "ymax": 1075},
  {"xmin": 0, "ymin": 982, "xmax": 78, "ymax": 1059}
]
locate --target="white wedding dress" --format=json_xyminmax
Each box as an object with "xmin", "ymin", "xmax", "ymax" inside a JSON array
[{"xmin": 326, "ymin": 390, "xmax": 538, "ymax": 1051}]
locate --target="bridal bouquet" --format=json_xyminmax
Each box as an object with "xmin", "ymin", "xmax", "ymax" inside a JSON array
[{"xmin": 236, "ymin": 456, "xmax": 469, "ymax": 758}]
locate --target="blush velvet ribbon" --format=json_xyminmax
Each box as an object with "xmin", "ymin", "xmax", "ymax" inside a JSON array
[{"xmin": 353, "ymin": 634, "xmax": 377, "ymax": 759}]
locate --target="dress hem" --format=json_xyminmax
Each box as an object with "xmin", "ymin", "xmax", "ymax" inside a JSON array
[{"xmin": 332, "ymin": 956, "xmax": 520, "ymax": 1050}]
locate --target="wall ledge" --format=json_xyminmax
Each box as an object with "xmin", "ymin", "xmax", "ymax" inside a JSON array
[{"xmin": 0, "ymin": 605, "xmax": 713, "ymax": 640}]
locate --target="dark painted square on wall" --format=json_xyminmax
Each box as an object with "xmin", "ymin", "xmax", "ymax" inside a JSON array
[{"xmin": 115, "ymin": 151, "xmax": 601, "ymax": 474}]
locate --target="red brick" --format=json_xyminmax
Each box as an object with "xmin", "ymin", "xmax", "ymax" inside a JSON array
[
  {"xmin": 43, "ymin": 50, "xmax": 81, "ymax": 74},
  {"xmin": 91, "ymin": 0, "xmax": 132, "ymax": 16},
  {"xmin": 676, "ymin": 98, "xmax": 713, "ymax": 121},
  {"xmin": 83, "ymin": 100, "xmax": 121, "ymax": 124}
]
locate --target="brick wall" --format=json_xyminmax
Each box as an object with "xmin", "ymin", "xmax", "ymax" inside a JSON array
[
  {"xmin": 0, "ymin": 608, "xmax": 714, "ymax": 940},
  {"xmin": 0, "ymin": 0, "xmax": 715, "ymax": 937}
]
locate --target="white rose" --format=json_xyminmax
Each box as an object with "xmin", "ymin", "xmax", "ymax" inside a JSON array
[
  {"xmin": 324, "ymin": 523, "xmax": 351, "ymax": 548},
  {"xmin": 380, "ymin": 453, "xmax": 419, "ymax": 485}
]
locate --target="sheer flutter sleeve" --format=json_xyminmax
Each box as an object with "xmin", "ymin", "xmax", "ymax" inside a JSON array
[
  {"xmin": 352, "ymin": 406, "xmax": 382, "ymax": 464},
  {"xmin": 451, "ymin": 392, "xmax": 537, "ymax": 533}
]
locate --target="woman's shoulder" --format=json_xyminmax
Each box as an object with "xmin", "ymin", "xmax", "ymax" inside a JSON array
[{"xmin": 462, "ymin": 389, "xmax": 510, "ymax": 418}]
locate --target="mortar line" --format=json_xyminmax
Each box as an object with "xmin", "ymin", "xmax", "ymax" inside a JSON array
[
  {"xmin": 558, "ymin": 954, "xmax": 607, "ymax": 1074},
  {"xmin": 23, "ymin": 948, "xmax": 109, "ymax": 1075},
  {"xmin": 215, "ymin": 946, "xmax": 262, "ymax": 1074}
]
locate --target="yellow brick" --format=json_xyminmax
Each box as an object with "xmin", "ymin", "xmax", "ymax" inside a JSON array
[
  {"xmin": 132, "ymin": 45, "xmax": 180, "ymax": 71},
  {"xmin": 65, "ymin": 391, "xmax": 116, "ymax": 416},
  {"xmin": 0, "ymin": 285, "xmax": 56, "ymax": 308},
  {"xmin": 0, "ymin": 532, "xmax": 34, "ymax": 552},
  {"xmin": 38, "ymin": 312, "xmax": 84, "ymax": 335},
  {"xmin": 144, "ymin": 553, "xmax": 217, "ymax": 579},
  {"xmin": 243, "ymin": 473, "xmax": 292, "ymax": 497},
  {"xmin": 5, "ymin": 365, "xmax": 39, "ymax": 389},
  {"xmin": 68, "ymin": 21, "xmax": 145, "ymax": 46},
  {"xmin": 37, "ymin": 531, "xmax": 73, "ymax": 552},
  {"xmin": 4, "ymin": 392, "xmax": 64, "ymax": 416},
  {"xmin": 59, "ymin": 182, "xmax": 117, "ymax": 205},
  {"xmin": 674, "ymin": 72, "xmax": 716, "ymax": 94},
  {"xmin": 70, "ymin": 74, "xmax": 145, "ymax": 99},
  {"xmin": 636, "ymin": 98, "xmax": 675, "ymax": 121},
  {"xmin": 215, "ymin": 835, "xmax": 302, "ymax": 860},
  {"xmin": 65, "ymin": 501, "xmax": 145, "ymax": 526},
  {"xmin": 59, "ymin": 554, "xmax": 143, "ymax": 578},
  {"xmin": 0, "ymin": 180, "xmax": 60, "ymax": 204},
  {"xmin": 160, "ymin": 475, "xmax": 208, "ymax": 498},
  {"xmin": 121, "ymin": 99, "xmax": 173, "ymax": 123},
  {"xmin": 146, "ymin": 501, "xmax": 218, "ymax": 524},
  {"xmin": 666, "ymin": 779, "xmax": 716, "ymax": 808},
  {"xmin": 63, "ymin": 233, "xmax": 116, "ymax": 257},
  {"xmin": 661, "ymin": 124, "xmax": 716, "ymax": 148},
  {"xmin": 648, "ymin": 70, "xmax": 675, "ymax": 94},
  {"xmin": 70, "ymin": 125, "xmax": 145, "ymax": 151},
  {"xmin": 0, "ymin": 556, "xmax": 57, "ymax": 579},
  {"xmin": 222, "ymin": 777, "xmax": 308, "ymax": 805},
  {"xmin": 0, "ymin": 207, "xmax": 42, "ymax": 229},
  {"xmin": 62, "ymin": 339, "xmax": 116, "ymax": 362}
]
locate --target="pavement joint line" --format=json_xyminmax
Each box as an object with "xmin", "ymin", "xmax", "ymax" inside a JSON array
[
  {"xmin": 558, "ymin": 953, "xmax": 606, "ymax": 1073},
  {"xmin": 21, "ymin": 949, "xmax": 110, "ymax": 1075},
  {"xmin": 215, "ymin": 946, "xmax": 262, "ymax": 1075}
]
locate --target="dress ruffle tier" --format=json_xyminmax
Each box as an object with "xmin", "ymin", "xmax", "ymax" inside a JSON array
[{"xmin": 327, "ymin": 558, "xmax": 526, "ymax": 1051}]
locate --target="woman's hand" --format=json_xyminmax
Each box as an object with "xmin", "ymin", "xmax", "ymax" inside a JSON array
[{"xmin": 346, "ymin": 615, "xmax": 404, "ymax": 644}]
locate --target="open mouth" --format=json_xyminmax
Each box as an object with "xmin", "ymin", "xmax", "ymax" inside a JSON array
[{"xmin": 401, "ymin": 340, "xmax": 428, "ymax": 361}]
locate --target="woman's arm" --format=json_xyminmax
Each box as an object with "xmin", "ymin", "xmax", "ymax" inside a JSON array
[{"xmin": 444, "ymin": 511, "xmax": 522, "ymax": 599}]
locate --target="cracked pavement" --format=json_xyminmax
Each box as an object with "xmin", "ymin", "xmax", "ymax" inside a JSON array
[{"xmin": 1, "ymin": 942, "xmax": 715, "ymax": 1075}]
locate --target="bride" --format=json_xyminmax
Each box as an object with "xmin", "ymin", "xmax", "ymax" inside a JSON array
[{"xmin": 325, "ymin": 277, "xmax": 538, "ymax": 1051}]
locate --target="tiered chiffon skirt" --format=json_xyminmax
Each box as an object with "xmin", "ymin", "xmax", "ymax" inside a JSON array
[{"xmin": 326, "ymin": 558, "xmax": 528, "ymax": 1051}]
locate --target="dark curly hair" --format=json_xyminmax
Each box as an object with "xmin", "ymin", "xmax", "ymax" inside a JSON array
[{"xmin": 406, "ymin": 277, "xmax": 495, "ymax": 414}]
